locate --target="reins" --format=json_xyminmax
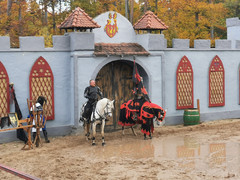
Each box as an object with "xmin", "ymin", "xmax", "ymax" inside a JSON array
[{"xmin": 94, "ymin": 100, "xmax": 111, "ymax": 121}]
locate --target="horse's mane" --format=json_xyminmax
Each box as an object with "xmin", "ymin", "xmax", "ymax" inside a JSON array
[{"xmin": 96, "ymin": 98, "xmax": 111, "ymax": 110}]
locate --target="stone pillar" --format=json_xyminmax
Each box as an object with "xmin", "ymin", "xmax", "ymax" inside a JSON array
[{"xmin": 69, "ymin": 32, "xmax": 95, "ymax": 51}]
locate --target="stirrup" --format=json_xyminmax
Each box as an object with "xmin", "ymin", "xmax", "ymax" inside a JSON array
[{"xmin": 79, "ymin": 117, "xmax": 84, "ymax": 122}]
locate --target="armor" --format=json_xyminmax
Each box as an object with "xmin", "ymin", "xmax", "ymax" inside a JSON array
[
  {"xmin": 84, "ymin": 86, "xmax": 103, "ymax": 100},
  {"xmin": 82, "ymin": 86, "xmax": 103, "ymax": 120}
]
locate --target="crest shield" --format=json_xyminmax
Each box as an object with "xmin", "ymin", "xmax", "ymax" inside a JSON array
[
  {"xmin": 9, "ymin": 113, "xmax": 19, "ymax": 128},
  {"xmin": 104, "ymin": 12, "xmax": 118, "ymax": 38}
]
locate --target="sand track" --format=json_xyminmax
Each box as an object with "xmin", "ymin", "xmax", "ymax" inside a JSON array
[{"xmin": 1, "ymin": 119, "xmax": 240, "ymax": 180}]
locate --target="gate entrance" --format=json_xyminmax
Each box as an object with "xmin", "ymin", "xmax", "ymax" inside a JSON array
[{"xmin": 95, "ymin": 60, "xmax": 148, "ymax": 129}]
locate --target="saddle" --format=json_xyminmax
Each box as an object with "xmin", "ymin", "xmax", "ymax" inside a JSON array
[{"xmin": 79, "ymin": 101, "xmax": 97, "ymax": 123}]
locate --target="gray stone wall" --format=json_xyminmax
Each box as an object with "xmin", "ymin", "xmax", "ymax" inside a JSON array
[{"xmin": 1, "ymin": 14, "xmax": 240, "ymax": 143}]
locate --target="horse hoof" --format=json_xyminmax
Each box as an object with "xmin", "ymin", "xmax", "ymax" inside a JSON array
[
  {"xmin": 144, "ymin": 137, "xmax": 147, "ymax": 140},
  {"xmin": 92, "ymin": 143, "xmax": 96, "ymax": 146},
  {"xmin": 102, "ymin": 143, "xmax": 105, "ymax": 146},
  {"xmin": 150, "ymin": 136, "xmax": 152, "ymax": 139}
]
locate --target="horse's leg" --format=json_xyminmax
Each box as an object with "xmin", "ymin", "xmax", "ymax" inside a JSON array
[
  {"xmin": 84, "ymin": 121, "xmax": 89, "ymax": 141},
  {"xmin": 149, "ymin": 131, "xmax": 152, "ymax": 139},
  {"xmin": 144, "ymin": 134, "xmax": 147, "ymax": 140},
  {"xmin": 101, "ymin": 120, "xmax": 106, "ymax": 146},
  {"xmin": 92, "ymin": 121, "xmax": 96, "ymax": 146},
  {"xmin": 131, "ymin": 126, "xmax": 137, "ymax": 136},
  {"xmin": 149, "ymin": 119, "xmax": 153, "ymax": 139},
  {"xmin": 87, "ymin": 123, "xmax": 91, "ymax": 140},
  {"xmin": 122, "ymin": 126, "xmax": 125, "ymax": 135}
]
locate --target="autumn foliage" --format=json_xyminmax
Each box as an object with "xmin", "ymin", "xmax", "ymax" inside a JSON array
[{"xmin": 0, "ymin": 0, "xmax": 235, "ymax": 47}]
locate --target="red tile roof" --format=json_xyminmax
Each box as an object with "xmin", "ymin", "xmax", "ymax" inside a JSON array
[
  {"xmin": 58, "ymin": 7, "xmax": 101, "ymax": 30},
  {"xmin": 133, "ymin": 11, "xmax": 168, "ymax": 30},
  {"xmin": 94, "ymin": 43, "xmax": 149, "ymax": 56}
]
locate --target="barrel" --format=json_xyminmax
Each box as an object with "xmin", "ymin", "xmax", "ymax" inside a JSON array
[{"xmin": 183, "ymin": 108, "xmax": 200, "ymax": 126}]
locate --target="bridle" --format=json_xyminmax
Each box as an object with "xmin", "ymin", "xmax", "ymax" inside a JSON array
[{"xmin": 95, "ymin": 100, "xmax": 113, "ymax": 121}]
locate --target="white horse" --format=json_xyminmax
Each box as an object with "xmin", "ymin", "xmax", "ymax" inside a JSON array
[{"xmin": 91, "ymin": 98, "xmax": 114, "ymax": 146}]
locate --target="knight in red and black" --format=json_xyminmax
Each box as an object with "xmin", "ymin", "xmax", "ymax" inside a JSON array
[{"xmin": 118, "ymin": 60, "xmax": 166, "ymax": 137}]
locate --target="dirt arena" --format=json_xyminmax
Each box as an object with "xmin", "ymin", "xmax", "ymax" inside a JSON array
[{"xmin": 1, "ymin": 119, "xmax": 240, "ymax": 180}]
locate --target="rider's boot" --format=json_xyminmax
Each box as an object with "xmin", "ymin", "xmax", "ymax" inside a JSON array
[{"xmin": 92, "ymin": 102, "xmax": 97, "ymax": 121}]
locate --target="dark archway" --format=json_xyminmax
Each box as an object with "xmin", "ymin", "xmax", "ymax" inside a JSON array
[{"xmin": 95, "ymin": 60, "xmax": 148, "ymax": 129}]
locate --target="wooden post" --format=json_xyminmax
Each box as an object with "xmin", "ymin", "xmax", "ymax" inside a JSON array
[{"xmin": 197, "ymin": 99, "xmax": 200, "ymax": 115}]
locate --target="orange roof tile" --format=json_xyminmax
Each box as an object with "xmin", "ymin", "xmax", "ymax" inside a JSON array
[
  {"xmin": 94, "ymin": 43, "xmax": 149, "ymax": 56},
  {"xmin": 58, "ymin": 7, "xmax": 101, "ymax": 29},
  {"xmin": 133, "ymin": 11, "xmax": 168, "ymax": 30}
]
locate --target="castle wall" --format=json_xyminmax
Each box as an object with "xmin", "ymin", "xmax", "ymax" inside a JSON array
[
  {"xmin": 1, "ymin": 14, "xmax": 240, "ymax": 142},
  {"xmin": 0, "ymin": 36, "xmax": 73, "ymax": 143},
  {"xmin": 163, "ymin": 49, "xmax": 240, "ymax": 125}
]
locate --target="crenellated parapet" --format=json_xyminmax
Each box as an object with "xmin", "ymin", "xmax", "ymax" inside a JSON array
[
  {"xmin": 0, "ymin": 34, "xmax": 238, "ymax": 51},
  {"xmin": 0, "ymin": 32, "xmax": 95, "ymax": 51},
  {"xmin": 215, "ymin": 40, "xmax": 232, "ymax": 49},
  {"xmin": 172, "ymin": 39, "xmax": 189, "ymax": 49},
  {"xmin": 136, "ymin": 34, "xmax": 167, "ymax": 51},
  {"xmin": 194, "ymin": 40, "xmax": 210, "ymax": 49},
  {"xmin": 0, "ymin": 37, "xmax": 10, "ymax": 50},
  {"xmin": 52, "ymin": 35, "xmax": 70, "ymax": 51},
  {"xmin": 19, "ymin": 36, "xmax": 45, "ymax": 51}
]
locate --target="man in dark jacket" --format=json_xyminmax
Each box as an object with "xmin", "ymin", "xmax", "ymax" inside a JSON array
[{"xmin": 82, "ymin": 80, "xmax": 103, "ymax": 121}]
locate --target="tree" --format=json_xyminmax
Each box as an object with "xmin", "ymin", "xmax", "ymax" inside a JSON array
[{"xmin": 224, "ymin": 0, "xmax": 240, "ymax": 18}]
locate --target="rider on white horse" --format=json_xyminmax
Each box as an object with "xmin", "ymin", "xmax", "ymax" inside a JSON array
[{"xmin": 82, "ymin": 79, "xmax": 103, "ymax": 122}]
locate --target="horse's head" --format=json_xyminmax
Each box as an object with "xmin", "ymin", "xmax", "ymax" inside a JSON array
[
  {"xmin": 105, "ymin": 100, "xmax": 115, "ymax": 118},
  {"xmin": 147, "ymin": 103, "xmax": 166, "ymax": 122},
  {"xmin": 155, "ymin": 108, "xmax": 166, "ymax": 121}
]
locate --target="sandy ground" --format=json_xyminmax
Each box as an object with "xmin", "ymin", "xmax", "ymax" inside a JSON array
[{"xmin": 1, "ymin": 119, "xmax": 240, "ymax": 179}]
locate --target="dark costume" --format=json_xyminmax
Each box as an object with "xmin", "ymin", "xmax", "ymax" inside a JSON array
[
  {"xmin": 118, "ymin": 100, "xmax": 166, "ymax": 135},
  {"xmin": 82, "ymin": 86, "xmax": 103, "ymax": 120},
  {"xmin": 118, "ymin": 59, "xmax": 166, "ymax": 136},
  {"xmin": 9, "ymin": 84, "xmax": 28, "ymax": 143}
]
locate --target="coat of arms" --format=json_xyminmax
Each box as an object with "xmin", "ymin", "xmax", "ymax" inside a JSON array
[
  {"xmin": 9, "ymin": 113, "xmax": 19, "ymax": 128},
  {"xmin": 104, "ymin": 12, "xmax": 118, "ymax": 38}
]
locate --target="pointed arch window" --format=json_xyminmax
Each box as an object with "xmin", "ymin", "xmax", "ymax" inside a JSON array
[
  {"xmin": 209, "ymin": 55, "xmax": 225, "ymax": 107},
  {"xmin": 0, "ymin": 61, "xmax": 10, "ymax": 117},
  {"xmin": 176, "ymin": 56, "xmax": 194, "ymax": 109},
  {"xmin": 29, "ymin": 56, "xmax": 55, "ymax": 120}
]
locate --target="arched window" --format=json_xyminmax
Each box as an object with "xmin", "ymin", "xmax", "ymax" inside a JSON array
[
  {"xmin": 176, "ymin": 56, "xmax": 194, "ymax": 109},
  {"xmin": 29, "ymin": 56, "xmax": 54, "ymax": 120},
  {"xmin": 209, "ymin": 55, "xmax": 225, "ymax": 107},
  {"xmin": 0, "ymin": 61, "xmax": 10, "ymax": 117}
]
